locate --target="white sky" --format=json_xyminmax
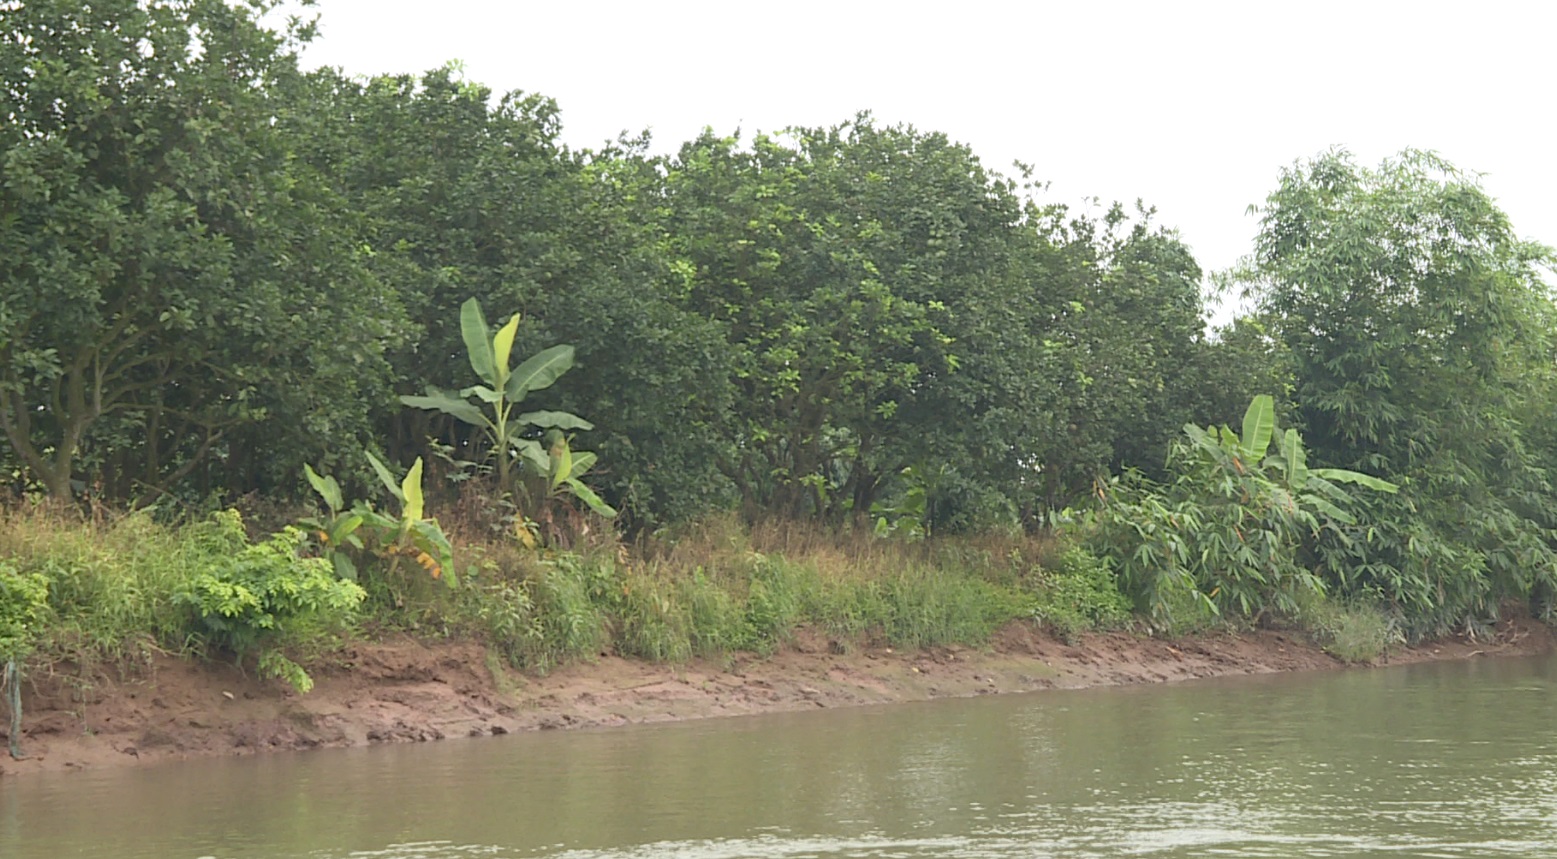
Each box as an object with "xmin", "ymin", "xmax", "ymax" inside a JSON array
[{"xmin": 292, "ymin": 0, "xmax": 1556, "ymax": 314}]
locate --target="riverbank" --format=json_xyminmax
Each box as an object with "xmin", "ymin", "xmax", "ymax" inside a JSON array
[{"xmin": 3, "ymin": 616, "xmax": 1549, "ymax": 776}]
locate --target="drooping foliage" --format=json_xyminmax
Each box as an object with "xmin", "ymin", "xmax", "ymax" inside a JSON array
[{"xmin": 1089, "ymin": 395, "xmax": 1397, "ymax": 626}]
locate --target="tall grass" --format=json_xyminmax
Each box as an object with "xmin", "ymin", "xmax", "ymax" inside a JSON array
[
  {"xmin": 445, "ymin": 514, "xmax": 1130, "ymax": 672},
  {"xmin": 1291, "ymin": 590, "xmax": 1402, "ymax": 663},
  {"xmin": 1, "ymin": 504, "xmax": 1142, "ymax": 682},
  {"xmin": 0, "ymin": 504, "xmax": 362, "ymax": 688},
  {"xmin": 0, "ymin": 505, "xmax": 206, "ymax": 664}
]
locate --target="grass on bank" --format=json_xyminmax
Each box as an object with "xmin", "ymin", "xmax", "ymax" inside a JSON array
[
  {"xmin": 0, "ymin": 502, "xmax": 1399, "ymax": 694},
  {"xmin": 437, "ymin": 514, "xmax": 1135, "ymax": 672},
  {"xmin": 0, "ymin": 505, "xmax": 363, "ymax": 691}
]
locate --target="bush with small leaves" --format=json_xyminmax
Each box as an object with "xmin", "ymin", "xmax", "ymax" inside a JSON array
[{"xmin": 175, "ymin": 512, "xmax": 366, "ymax": 692}]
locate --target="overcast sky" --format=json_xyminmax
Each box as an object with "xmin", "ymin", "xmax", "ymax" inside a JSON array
[{"xmin": 292, "ymin": 0, "xmax": 1555, "ymax": 308}]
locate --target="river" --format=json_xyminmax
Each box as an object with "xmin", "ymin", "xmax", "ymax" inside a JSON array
[{"xmin": 4, "ymin": 654, "xmax": 1556, "ymax": 858}]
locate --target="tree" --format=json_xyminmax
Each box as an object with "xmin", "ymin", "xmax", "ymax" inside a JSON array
[
  {"xmin": 1239, "ymin": 148, "xmax": 1557, "ymax": 633},
  {"xmin": 663, "ymin": 117, "xmax": 1034, "ymax": 521},
  {"xmin": 1012, "ymin": 203, "xmax": 1209, "ymax": 517},
  {"xmin": 656, "ymin": 116, "xmax": 1216, "ymax": 529},
  {"xmin": 0, "ymin": 0, "xmax": 399, "ymax": 499},
  {"xmin": 296, "ymin": 67, "xmax": 736, "ymax": 528}
]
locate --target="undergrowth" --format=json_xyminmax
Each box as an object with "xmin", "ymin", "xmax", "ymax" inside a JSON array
[
  {"xmin": 0, "ymin": 504, "xmax": 363, "ymax": 691},
  {"xmin": 441, "ymin": 515, "xmax": 1126, "ymax": 673},
  {"xmin": 0, "ymin": 502, "xmax": 1414, "ymax": 688},
  {"xmin": 1293, "ymin": 590, "xmax": 1401, "ymax": 663}
]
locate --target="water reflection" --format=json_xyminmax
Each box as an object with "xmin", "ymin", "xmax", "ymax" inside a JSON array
[{"xmin": 6, "ymin": 655, "xmax": 1557, "ymax": 858}]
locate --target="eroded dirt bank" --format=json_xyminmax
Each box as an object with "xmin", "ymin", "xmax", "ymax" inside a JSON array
[{"xmin": 3, "ymin": 618, "xmax": 1550, "ymax": 776}]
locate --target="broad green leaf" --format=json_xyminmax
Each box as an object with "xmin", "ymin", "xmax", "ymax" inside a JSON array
[
  {"xmin": 1182, "ymin": 424, "xmax": 1223, "ymax": 458},
  {"xmin": 402, "ymin": 457, "xmax": 425, "ymax": 521},
  {"xmin": 304, "ymin": 464, "xmax": 343, "ymax": 512},
  {"xmin": 569, "ymin": 451, "xmax": 597, "ymax": 478},
  {"xmin": 516, "ymin": 410, "xmax": 594, "ymax": 431},
  {"xmin": 550, "ymin": 441, "xmax": 573, "ymax": 490},
  {"xmin": 1278, "ymin": 428, "xmax": 1308, "ymax": 488},
  {"xmin": 1215, "ymin": 425, "xmax": 1243, "ymax": 456},
  {"xmin": 400, "ymin": 389, "xmax": 490, "ymax": 428},
  {"xmin": 409, "ymin": 519, "xmax": 457, "ymax": 586},
  {"xmin": 460, "ymin": 385, "xmax": 503, "ymax": 404},
  {"xmin": 1311, "ymin": 467, "xmax": 1399, "ymax": 493},
  {"xmin": 353, "ymin": 505, "xmax": 400, "ymax": 531},
  {"xmin": 334, "ymin": 512, "xmax": 365, "ymax": 542},
  {"xmin": 460, "ymin": 298, "xmax": 497, "ymax": 386},
  {"xmin": 506, "ymin": 344, "xmax": 574, "ymax": 400},
  {"xmin": 493, "ymin": 313, "xmax": 521, "ymax": 382},
  {"xmin": 331, "ymin": 554, "xmax": 358, "ymax": 582},
  {"xmin": 1241, "ymin": 395, "xmax": 1275, "ymax": 458},
  {"xmin": 1301, "ymin": 492, "xmax": 1357, "ymax": 524},
  {"xmin": 1306, "ymin": 476, "xmax": 1356, "ymax": 503},
  {"xmin": 365, "ymin": 451, "xmax": 404, "ymax": 502},
  {"xmin": 516, "ymin": 439, "xmax": 551, "ymax": 476},
  {"xmin": 566, "ymin": 478, "xmax": 618, "ymax": 518}
]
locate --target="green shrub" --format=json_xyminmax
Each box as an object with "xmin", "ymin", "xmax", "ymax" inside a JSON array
[
  {"xmin": 873, "ymin": 570, "xmax": 1020, "ymax": 649},
  {"xmin": 743, "ymin": 556, "xmax": 813, "ymax": 653},
  {"xmin": 452, "ymin": 577, "xmax": 544, "ymax": 668},
  {"xmin": 0, "ymin": 561, "xmax": 49, "ymax": 662},
  {"xmin": 806, "ymin": 576, "xmax": 884, "ymax": 645},
  {"xmin": 614, "ymin": 572, "xmax": 693, "ymax": 662},
  {"xmin": 174, "ymin": 512, "xmax": 366, "ymax": 692},
  {"xmin": 1031, "ymin": 547, "xmax": 1132, "ymax": 641},
  {"xmin": 1086, "ymin": 395, "xmax": 1396, "ymax": 628},
  {"xmin": 677, "ymin": 568, "xmax": 748, "ymax": 657},
  {"xmin": 0, "ymin": 509, "xmax": 208, "ymax": 663}
]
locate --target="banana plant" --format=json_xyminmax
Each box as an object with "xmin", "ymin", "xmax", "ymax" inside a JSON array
[
  {"xmin": 1267, "ymin": 425, "xmax": 1398, "ymax": 520},
  {"xmin": 1095, "ymin": 395, "xmax": 1399, "ymax": 625},
  {"xmin": 1180, "ymin": 393, "xmax": 1277, "ymax": 477},
  {"xmin": 298, "ymin": 457, "xmax": 457, "ymax": 586},
  {"xmin": 299, "ymin": 464, "xmax": 366, "ymax": 581},
  {"xmin": 400, "ymin": 298, "xmax": 594, "ymax": 496},
  {"xmin": 1181, "ymin": 394, "xmax": 1398, "ymax": 528},
  {"xmin": 360, "ymin": 452, "xmax": 457, "ymax": 585},
  {"xmin": 514, "ymin": 429, "xmax": 618, "ymax": 520}
]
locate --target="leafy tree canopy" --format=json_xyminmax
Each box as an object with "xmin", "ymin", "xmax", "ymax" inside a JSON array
[{"xmin": 0, "ymin": 0, "xmax": 401, "ymax": 499}]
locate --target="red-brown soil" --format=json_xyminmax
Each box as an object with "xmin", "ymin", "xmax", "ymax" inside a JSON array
[{"xmin": 2, "ymin": 618, "xmax": 1550, "ymax": 776}]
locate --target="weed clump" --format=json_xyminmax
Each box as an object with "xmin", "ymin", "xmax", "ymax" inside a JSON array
[
  {"xmin": 174, "ymin": 512, "xmax": 365, "ymax": 692},
  {"xmin": 1030, "ymin": 547, "xmax": 1133, "ymax": 642},
  {"xmin": 1298, "ymin": 596, "xmax": 1400, "ymax": 663}
]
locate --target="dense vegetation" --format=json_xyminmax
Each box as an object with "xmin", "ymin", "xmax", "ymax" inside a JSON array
[{"xmin": 4, "ymin": 0, "xmax": 1556, "ymax": 697}]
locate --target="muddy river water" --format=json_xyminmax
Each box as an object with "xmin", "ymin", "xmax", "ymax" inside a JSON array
[{"xmin": 5, "ymin": 653, "xmax": 1557, "ymax": 858}]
